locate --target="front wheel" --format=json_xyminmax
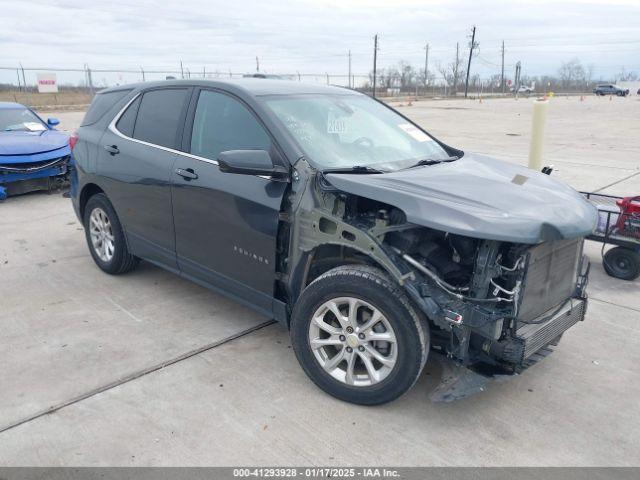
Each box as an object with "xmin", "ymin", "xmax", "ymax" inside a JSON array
[
  {"xmin": 290, "ymin": 265, "xmax": 429, "ymax": 405},
  {"xmin": 603, "ymin": 246, "xmax": 640, "ymax": 280}
]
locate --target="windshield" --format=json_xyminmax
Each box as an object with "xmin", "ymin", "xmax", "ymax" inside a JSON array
[
  {"xmin": 0, "ymin": 108, "xmax": 46, "ymax": 132},
  {"xmin": 263, "ymin": 94, "xmax": 452, "ymax": 171}
]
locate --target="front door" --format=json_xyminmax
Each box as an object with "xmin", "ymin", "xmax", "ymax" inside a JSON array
[{"xmin": 171, "ymin": 89, "xmax": 288, "ymax": 316}]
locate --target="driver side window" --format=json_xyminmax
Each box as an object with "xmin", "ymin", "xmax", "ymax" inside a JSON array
[{"xmin": 190, "ymin": 90, "xmax": 271, "ymax": 161}]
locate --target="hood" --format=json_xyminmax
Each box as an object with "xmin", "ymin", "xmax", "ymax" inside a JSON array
[
  {"xmin": 0, "ymin": 129, "xmax": 69, "ymax": 156},
  {"xmin": 325, "ymin": 153, "xmax": 597, "ymax": 244}
]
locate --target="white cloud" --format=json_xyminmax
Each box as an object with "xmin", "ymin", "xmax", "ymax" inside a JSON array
[{"xmin": 0, "ymin": 0, "xmax": 638, "ymax": 85}]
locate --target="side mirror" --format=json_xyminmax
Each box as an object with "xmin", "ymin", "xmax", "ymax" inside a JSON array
[
  {"xmin": 47, "ymin": 118, "xmax": 60, "ymax": 126},
  {"xmin": 218, "ymin": 150, "xmax": 288, "ymax": 179}
]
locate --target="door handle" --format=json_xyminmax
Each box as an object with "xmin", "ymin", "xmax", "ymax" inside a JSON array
[
  {"xmin": 104, "ymin": 144, "xmax": 119, "ymax": 155},
  {"xmin": 175, "ymin": 167, "xmax": 198, "ymax": 180}
]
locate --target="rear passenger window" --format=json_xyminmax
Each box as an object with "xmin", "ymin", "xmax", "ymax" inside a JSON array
[
  {"xmin": 115, "ymin": 96, "xmax": 141, "ymax": 137},
  {"xmin": 133, "ymin": 89, "xmax": 189, "ymax": 149},
  {"xmin": 190, "ymin": 90, "xmax": 271, "ymax": 161},
  {"xmin": 81, "ymin": 89, "xmax": 132, "ymax": 126}
]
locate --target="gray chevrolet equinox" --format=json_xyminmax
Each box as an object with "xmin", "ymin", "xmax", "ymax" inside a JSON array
[{"xmin": 70, "ymin": 79, "xmax": 597, "ymax": 404}]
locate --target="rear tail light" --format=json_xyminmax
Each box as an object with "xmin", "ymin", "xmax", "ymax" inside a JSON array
[{"xmin": 69, "ymin": 132, "xmax": 79, "ymax": 151}]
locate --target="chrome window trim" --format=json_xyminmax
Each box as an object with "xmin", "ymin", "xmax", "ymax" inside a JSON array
[{"xmin": 107, "ymin": 92, "xmax": 219, "ymax": 166}]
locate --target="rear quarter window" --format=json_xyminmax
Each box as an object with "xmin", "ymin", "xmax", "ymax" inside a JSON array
[
  {"xmin": 115, "ymin": 96, "xmax": 141, "ymax": 137},
  {"xmin": 81, "ymin": 89, "xmax": 132, "ymax": 126}
]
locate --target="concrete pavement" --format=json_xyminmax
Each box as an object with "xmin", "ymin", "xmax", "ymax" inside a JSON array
[{"xmin": 0, "ymin": 96, "xmax": 638, "ymax": 466}]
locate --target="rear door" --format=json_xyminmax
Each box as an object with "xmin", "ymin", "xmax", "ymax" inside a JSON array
[
  {"xmin": 171, "ymin": 88, "xmax": 288, "ymax": 316},
  {"xmin": 99, "ymin": 87, "xmax": 191, "ymax": 269}
]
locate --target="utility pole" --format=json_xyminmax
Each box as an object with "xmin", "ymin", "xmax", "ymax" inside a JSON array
[
  {"xmin": 19, "ymin": 63, "xmax": 26, "ymax": 91},
  {"xmin": 424, "ymin": 43, "xmax": 429, "ymax": 90},
  {"xmin": 464, "ymin": 25, "xmax": 477, "ymax": 98},
  {"xmin": 372, "ymin": 34, "xmax": 378, "ymax": 98},
  {"xmin": 16, "ymin": 69, "xmax": 22, "ymax": 92},
  {"xmin": 501, "ymin": 40, "xmax": 505, "ymax": 93},
  {"xmin": 85, "ymin": 64, "xmax": 94, "ymax": 97},
  {"xmin": 180, "ymin": 61, "xmax": 184, "ymax": 79},
  {"xmin": 348, "ymin": 50, "xmax": 352, "ymax": 88},
  {"xmin": 256, "ymin": 56, "xmax": 260, "ymax": 72},
  {"xmin": 140, "ymin": 67, "xmax": 145, "ymax": 82}
]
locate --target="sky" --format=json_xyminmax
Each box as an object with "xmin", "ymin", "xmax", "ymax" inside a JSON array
[{"xmin": 1, "ymin": 0, "xmax": 639, "ymax": 87}]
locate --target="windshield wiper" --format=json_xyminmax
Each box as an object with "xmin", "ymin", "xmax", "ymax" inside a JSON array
[
  {"xmin": 406, "ymin": 156, "xmax": 459, "ymax": 169},
  {"xmin": 321, "ymin": 165, "xmax": 384, "ymax": 174}
]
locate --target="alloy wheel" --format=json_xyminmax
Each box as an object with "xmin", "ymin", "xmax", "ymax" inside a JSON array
[
  {"xmin": 308, "ymin": 297, "xmax": 397, "ymax": 387},
  {"xmin": 89, "ymin": 207, "xmax": 115, "ymax": 262}
]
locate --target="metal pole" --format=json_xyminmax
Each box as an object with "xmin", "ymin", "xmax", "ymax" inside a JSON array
[
  {"xmin": 85, "ymin": 64, "xmax": 95, "ymax": 97},
  {"xmin": 501, "ymin": 40, "xmax": 505, "ymax": 94},
  {"xmin": 348, "ymin": 50, "xmax": 352, "ymax": 88},
  {"xmin": 256, "ymin": 56, "xmax": 260, "ymax": 72},
  {"xmin": 464, "ymin": 26, "xmax": 476, "ymax": 98},
  {"xmin": 180, "ymin": 61, "xmax": 184, "ymax": 79},
  {"xmin": 141, "ymin": 67, "xmax": 145, "ymax": 82},
  {"xmin": 372, "ymin": 34, "xmax": 378, "ymax": 98},
  {"xmin": 424, "ymin": 43, "xmax": 429, "ymax": 90},
  {"xmin": 20, "ymin": 63, "xmax": 27, "ymax": 91}
]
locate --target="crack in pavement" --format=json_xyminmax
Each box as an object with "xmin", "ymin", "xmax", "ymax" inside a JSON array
[
  {"xmin": 590, "ymin": 297, "xmax": 640, "ymax": 314},
  {"xmin": 594, "ymin": 171, "xmax": 640, "ymax": 193},
  {"xmin": 0, "ymin": 320, "xmax": 276, "ymax": 435}
]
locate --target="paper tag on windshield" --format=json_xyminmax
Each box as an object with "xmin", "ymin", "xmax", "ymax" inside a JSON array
[
  {"xmin": 398, "ymin": 123, "xmax": 432, "ymax": 142},
  {"xmin": 24, "ymin": 122, "xmax": 46, "ymax": 131},
  {"xmin": 327, "ymin": 111, "xmax": 347, "ymax": 134}
]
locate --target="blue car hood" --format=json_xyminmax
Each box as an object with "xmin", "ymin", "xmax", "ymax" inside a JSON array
[
  {"xmin": 0, "ymin": 130, "xmax": 69, "ymax": 157},
  {"xmin": 325, "ymin": 153, "xmax": 598, "ymax": 244}
]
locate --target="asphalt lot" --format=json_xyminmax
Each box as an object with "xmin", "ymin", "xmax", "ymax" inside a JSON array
[{"xmin": 1, "ymin": 96, "xmax": 639, "ymax": 466}]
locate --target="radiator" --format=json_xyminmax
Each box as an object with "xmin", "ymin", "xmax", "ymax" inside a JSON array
[{"xmin": 517, "ymin": 238, "xmax": 583, "ymax": 323}]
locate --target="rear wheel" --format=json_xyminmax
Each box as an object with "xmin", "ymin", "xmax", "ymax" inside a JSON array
[
  {"xmin": 290, "ymin": 265, "xmax": 429, "ymax": 405},
  {"xmin": 84, "ymin": 193, "xmax": 139, "ymax": 274},
  {"xmin": 603, "ymin": 246, "xmax": 640, "ymax": 281}
]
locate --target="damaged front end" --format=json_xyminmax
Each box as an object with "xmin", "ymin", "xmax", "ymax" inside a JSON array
[
  {"xmin": 385, "ymin": 227, "xmax": 589, "ymax": 402},
  {"xmin": 283, "ymin": 159, "xmax": 593, "ymax": 402},
  {"xmin": 0, "ymin": 154, "xmax": 71, "ymax": 199}
]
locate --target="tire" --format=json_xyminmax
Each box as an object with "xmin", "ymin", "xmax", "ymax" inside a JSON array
[
  {"xmin": 603, "ymin": 247, "xmax": 640, "ymax": 281},
  {"xmin": 290, "ymin": 265, "xmax": 429, "ymax": 405},
  {"xmin": 83, "ymin": 193, "xmax": 139, "ymax": 274}
]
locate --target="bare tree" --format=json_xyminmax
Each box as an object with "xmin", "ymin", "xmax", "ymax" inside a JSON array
[
  {"xmin": 616, "ymin": 68, "xmax": 638, "ymax": 82},
  {"xmin": 558, "ymin": 58, "xmax": 586, "ymax": 90},
  {"xmin": 438, "ymin": 44, "xmax": 466, "ymax": 94}
]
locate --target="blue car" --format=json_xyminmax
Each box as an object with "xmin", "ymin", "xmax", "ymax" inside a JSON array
[{"xmin": 0, "ymin": 102, "xmax": 71, "ymax": 200}]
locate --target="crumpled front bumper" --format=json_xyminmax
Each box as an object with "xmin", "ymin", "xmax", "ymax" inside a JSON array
[
  {"xmin": 0, "ymin": 155, "xmax": 70, "ymax": 198},
  {"xmin": 430, "ymin": 295, "xmax": 588, "ymax": 402}
]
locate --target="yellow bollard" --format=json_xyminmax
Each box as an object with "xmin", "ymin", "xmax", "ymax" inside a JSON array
[{"xmin": 528, "ymin": 99, "xmax": 549, "ymax": 171}]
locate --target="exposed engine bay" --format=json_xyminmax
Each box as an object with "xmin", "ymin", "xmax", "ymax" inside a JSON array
[{"xmin": 281, "ymin": 163, "xmax": 591, "ymax": 400}]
